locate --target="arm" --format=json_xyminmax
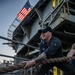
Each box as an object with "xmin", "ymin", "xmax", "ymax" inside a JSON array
[
  {"xmin": 24, "ymin": 38, "xmax": 61, "ymax": 69},
  {"xmin": 24, "ymin": 52, "xmax": 47, "ymax": 69},
  {"xmin": 35, "ymin": 38, "xmax": 62, "ymax": 62},
  {"xmin": 67, "ymin": 43, "xmax": 75, "ymax": 57},
  {"xmin": 35, "ymin": 52, "xmax": 47, "ymax": 63},
  {"xmin": 44, "ymin": 39, "xmax": 62, "ymax": 58},
  {"xmin": 35, "ymin": 38, "xmax": 62, "ymax": 63},
  {"xmin": 67, "ymin": 43, "xmax": 75, "ymax": 61},
  {"xmin": 71, "ymin": 43, "xmax": 75, "ymax": 50}
]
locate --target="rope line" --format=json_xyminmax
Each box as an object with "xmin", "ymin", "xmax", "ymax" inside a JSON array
[{"xmin": 0, "ymin": 56, "xmax": 75, "ymax": 74}]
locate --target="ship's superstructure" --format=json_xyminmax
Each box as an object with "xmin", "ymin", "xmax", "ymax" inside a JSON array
[
  {"xmin": 8, "ymin": 0, "xmax": 75, "ymax": 59},
  {"xmin": 1, "ymin": 0, "xmax": 74, "ymax": 74}
]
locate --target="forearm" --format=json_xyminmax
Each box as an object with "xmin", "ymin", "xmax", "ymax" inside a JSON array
[
  {"xmin": 69, "ymin": 49, "xmax": 75, "ymax": 56},
  {"xmin": 70, "ymin": 43, "xmax": 75, "ymax": 55},
  {"xmin": 67, "ymin": 49, "xmax": 75, "ymax": 58},
  {"xmin": 34, "ymin": 52, "xmax": 47, "ymax": 63},
  {"xmin": 71, "ymin": 43, "xmax": 75, "ymax": 50}
]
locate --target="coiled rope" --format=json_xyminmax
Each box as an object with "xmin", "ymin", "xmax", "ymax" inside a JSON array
[{"xmin": 0, "ymin": 56, "xmax": 75, "ymax": 74}]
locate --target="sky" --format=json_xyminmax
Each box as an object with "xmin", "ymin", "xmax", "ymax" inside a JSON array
[{"xmin": 0, "ymin": 0, "xmax": 39, "ymax": 63}]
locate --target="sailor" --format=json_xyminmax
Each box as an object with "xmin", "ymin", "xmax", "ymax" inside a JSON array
[{"xmin": 24, "ymin": 24, "xmax": 75, "ymax": 75}]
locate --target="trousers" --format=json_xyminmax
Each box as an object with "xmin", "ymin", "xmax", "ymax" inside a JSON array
[{"xmin": 37, "ymin": 62, "xmax": 75, "ymax": 75}]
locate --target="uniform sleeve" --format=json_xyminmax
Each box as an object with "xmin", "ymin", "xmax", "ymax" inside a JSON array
[
  {"xmin": 44, "ymin": 39, "xmax": 61, "ymax": 58},
  {"xmin": 71, "ymin": 43, "xmax": 75, "ymax": 50}
]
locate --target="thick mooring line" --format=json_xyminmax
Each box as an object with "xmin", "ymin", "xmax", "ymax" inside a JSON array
[{"xmin": 0, "ymin": 56, "xmax": 75, "ymax": 74}]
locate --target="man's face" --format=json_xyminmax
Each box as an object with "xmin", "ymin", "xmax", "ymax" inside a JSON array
[{"xmin": 41, "ymin": 31, "xmax": 52, "ymax": 40}]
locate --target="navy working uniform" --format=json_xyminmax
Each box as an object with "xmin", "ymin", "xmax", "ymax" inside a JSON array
[{"xmin": 38, "ymin": 36, "xmax": 75, "ymax": 75}]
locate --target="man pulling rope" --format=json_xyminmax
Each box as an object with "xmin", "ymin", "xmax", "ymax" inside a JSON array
[{"xmin": 24, "ymin": 23, "xmax": 75, "ymax": 75}]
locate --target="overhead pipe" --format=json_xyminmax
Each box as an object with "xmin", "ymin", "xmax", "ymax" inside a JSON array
[
  {"xmin": 0, "ymin": 54, "xmax": 29, "ymax": 61},
  {"xmin": 0, "ymin": 36, "xmax": 39, "ymax": 50}
]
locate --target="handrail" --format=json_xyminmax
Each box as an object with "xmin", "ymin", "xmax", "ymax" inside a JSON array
[{"xmin": 0, "ymin": 54, "xmax": 29, "ymax": 61}]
